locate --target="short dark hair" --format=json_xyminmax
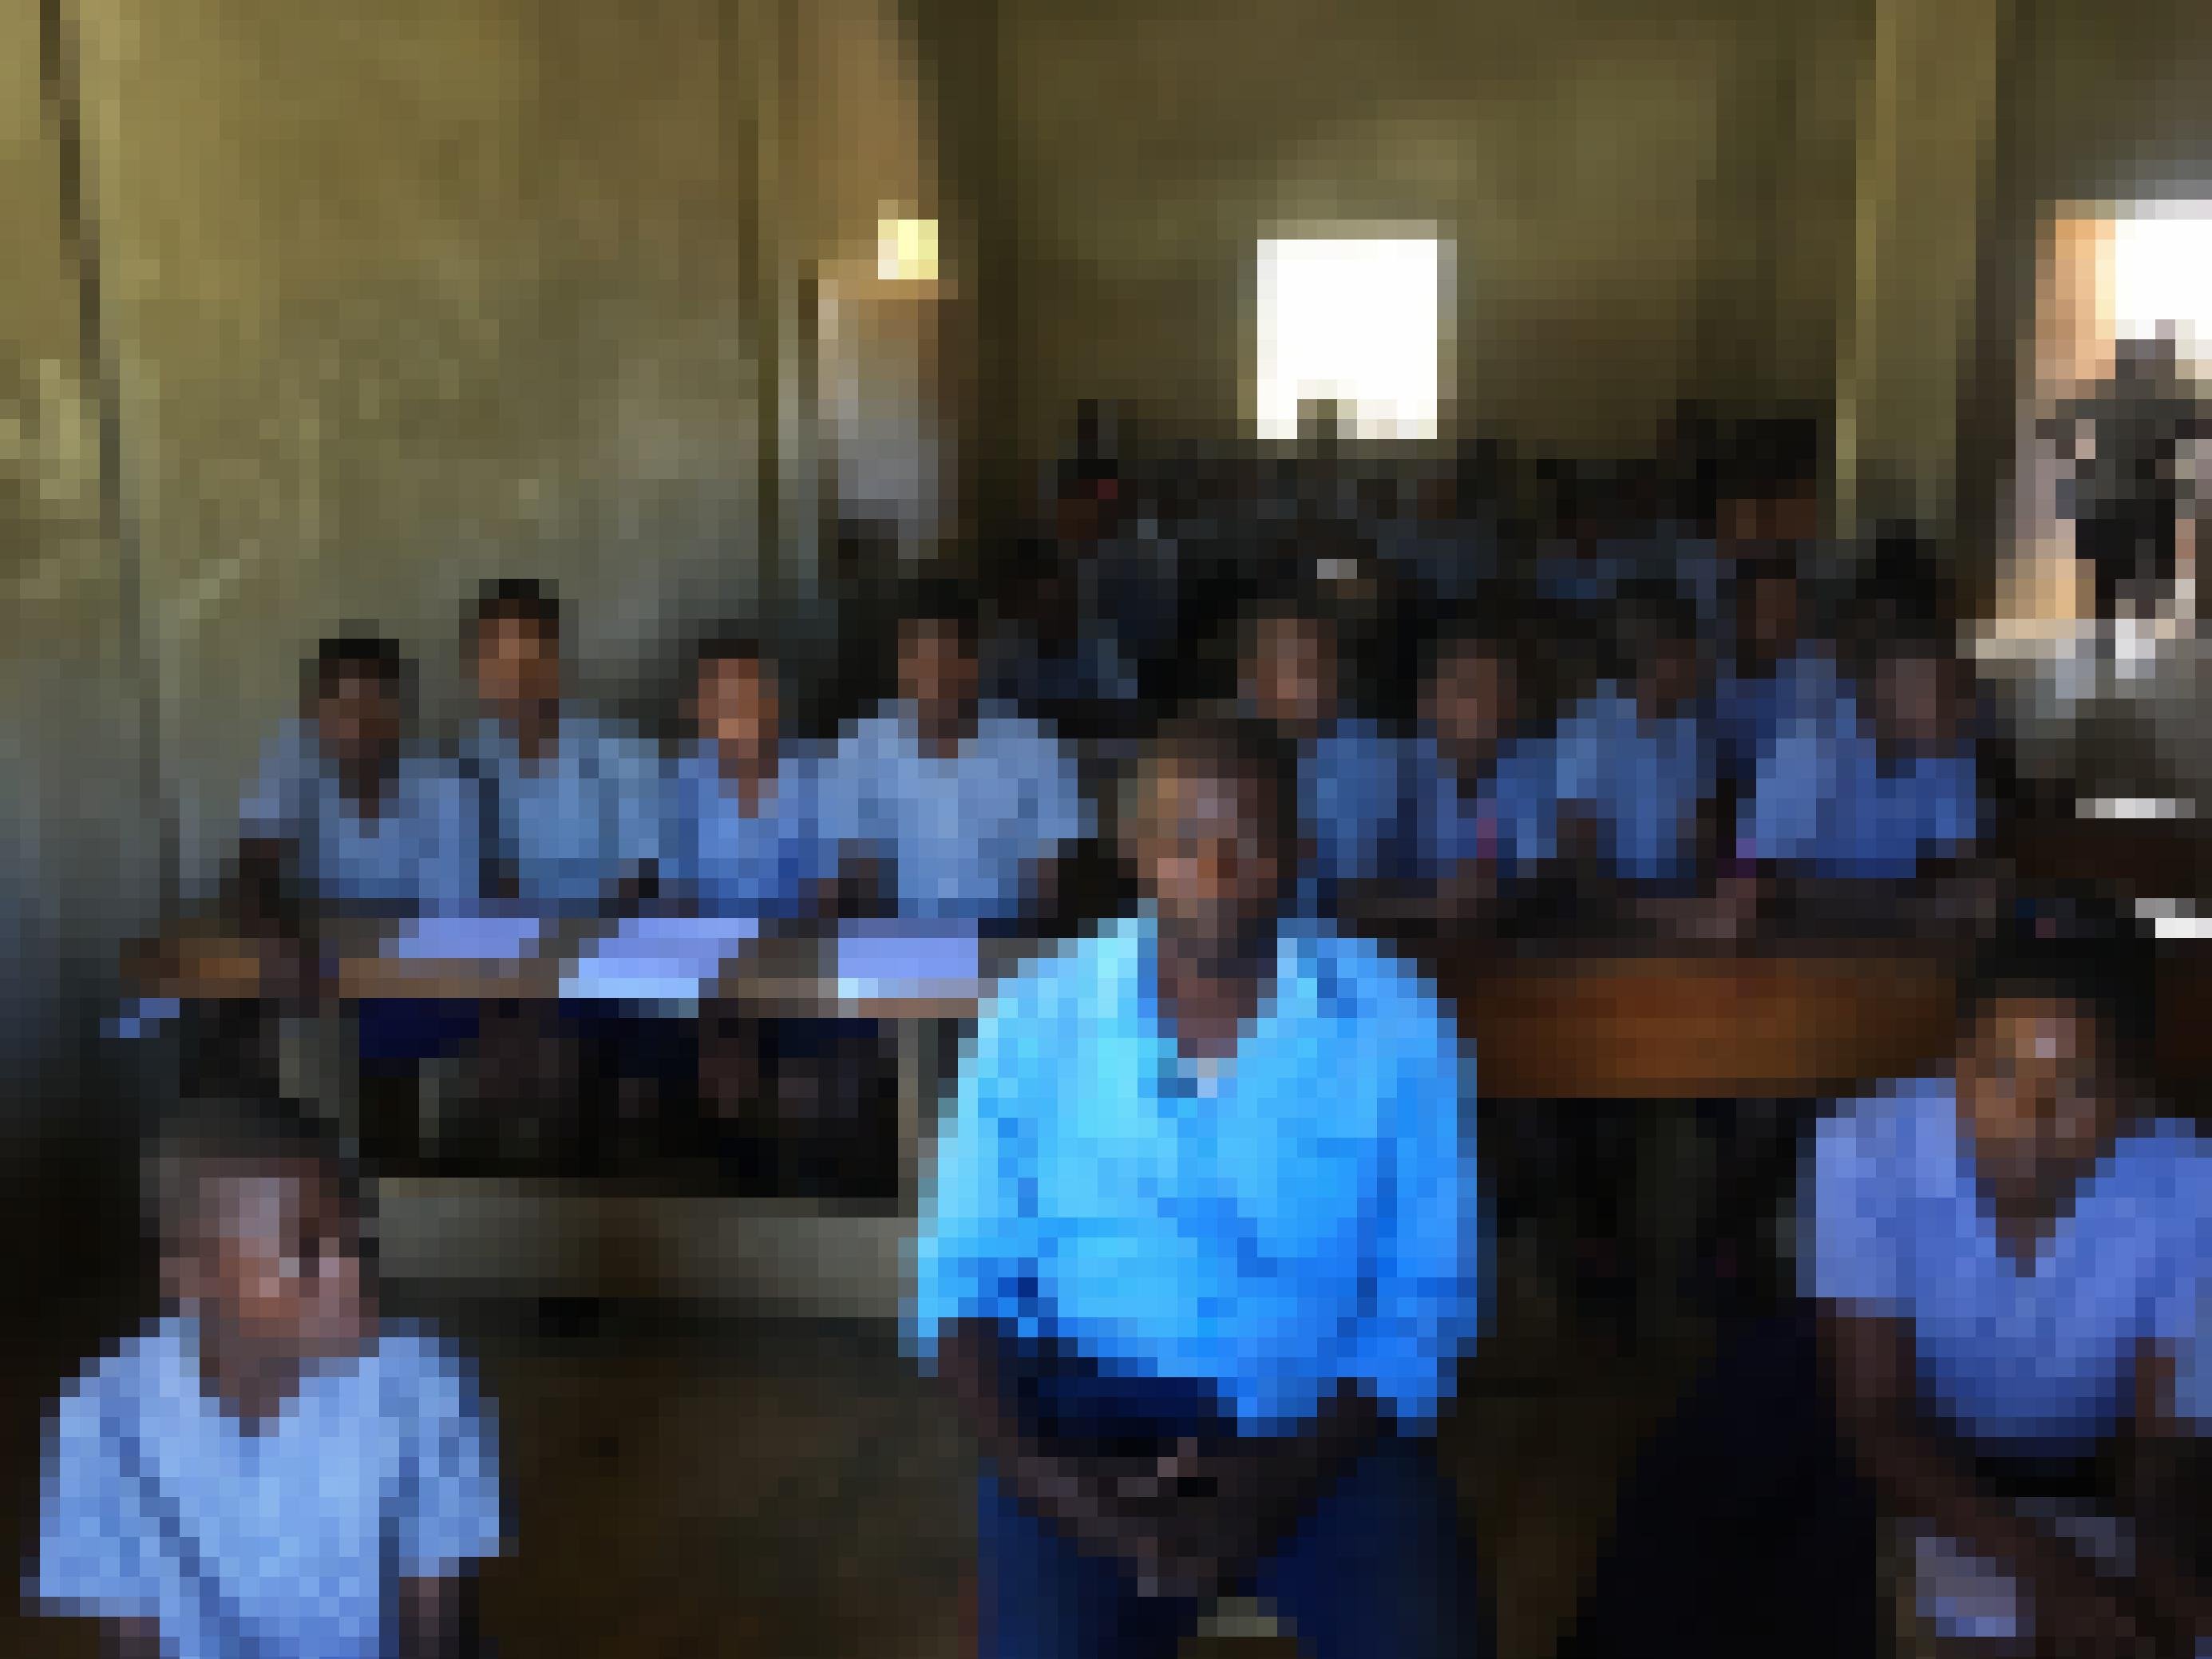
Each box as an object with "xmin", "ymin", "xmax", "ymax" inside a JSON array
[
  {"xmin": 144, "ymin": 1096, "xmax": 365, "ymax": 1258},
  {"xmin": 307, "ymin": 633, "xmax": 406, "ymax": 701},
  {"xmin": 693, "ymin": 630, "xmax": 770, "ymax": 677},
  {"xmin": 469, "ymin": 576, "xmax": 561, "ymax": 646},
  {"xmin": 1613, "ymin": 579, "xmax": 1702, "ymax": 668},
  {"xmin": 1419, "ymin": 602, "xmax": 1524, "ymax": 687},
  {"xmin": 897, "ymin": 577, "xmax": 980, "ymax": 651},
  {"xmin": 1238, "ymin": 588, "xmax": 1339, "ymax": 667},
  {"xmin": 1962, "ymin": 905, "xmax": 2159, "ymax": 1071},
  {"xmin": 1719, "ymin": 416, "xmax": 1825, "ymax": 504},
  {"xmin": 1125, "ymin": 712, "xmax": 1303, "ymax": 868}
]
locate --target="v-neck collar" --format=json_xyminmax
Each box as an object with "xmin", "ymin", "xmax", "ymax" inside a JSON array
[{"xmin": 1942, "ymin": 1102, "xmax": 2123, "ymax": 1282}]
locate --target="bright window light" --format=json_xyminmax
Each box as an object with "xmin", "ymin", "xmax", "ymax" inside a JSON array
[
  {"xmin": 1256, "ymin": 237, "xmax": 1442, "ymax": 441},
  {"xmin": 877, "ymin": 216, "xmax": 939, "ymax": 283},
  {"xmin": 2111, "ymin": 206, "xmax": 2212, "ymax": 362}
]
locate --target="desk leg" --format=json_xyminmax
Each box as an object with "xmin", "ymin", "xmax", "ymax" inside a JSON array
[
  {"xmin": 895, "ymin": 1016, "xmax": 961, "ymax": 1212},
  {"xmin": 279, "ymin": 1005, "xmax": 360, "ymax": 1149}
]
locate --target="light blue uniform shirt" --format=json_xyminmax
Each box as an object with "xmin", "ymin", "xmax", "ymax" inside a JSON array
[
  {"xmin": 34, "ymin": 1314, "xmax": 502, "ymax": 1659},
  {"xmin": 239, "ymin": 722, "xmax": 481, "ymax": 914},
  {"xmin": 827, "ymin": 702, "xmax": 1093, "ymax": 925},
  {"xmin": 912, "ymin": 913, "xmax": 1481, "ymax": 1433},
  {"xmin": 1540, "ymin": 687, "xmax": 1716, "ymax": 884},
  {"xmin": 661, "ymin": 742, "xmax": 838, "ymax": 920},
  {"xmin": 460, "ymin": 711, "xmax": 663, "ymax": 913},
  {"xmin": 1805, "ymin": 1075, "xmax": 2212, "ymax": 1451},
  {"xmin": 1740, "ymin": 703, "xmax": 1984, "ymax": 878}
]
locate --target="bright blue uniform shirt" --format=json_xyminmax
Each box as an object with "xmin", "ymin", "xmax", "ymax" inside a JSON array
[
  {"xmin": 661, "ymin": 742, "xmax": 839, "ymax": 919},
  {"xmin": 1538, "ymin": 686, "xmax": 1716, "ymax": 884},
  {"xmin": 1805, "ymin": 1075, "xmax": 2212, "ymax": 1451},
  {"xmin": 461, "ymin": 710, "xmax": 663, "ymax": 913},
  {"xmin": 239, "ymin": 722, "xmax": 481, "ymax": 914},
  {"xmin": 1298, "ymin": 715, "xmax": 1425, "ymax": 909},
  {"xmin": 827, "ymin": 702, "xmax": 1093, "ymax": 924},
  {"xmin": 912, "ymin": 912, "xmax": 1481, "ymax": 1433},
  {"xmin": 1740, "ymin": 702, "xmax": 1984, "ymax": 877},
  {"xmin": 34, "ymin": 1314, "xmax": 502, "ymax": 1659},
  {"xmin": 1711, "ymin": 647, "xmax": 1854, "ymax": 781}
]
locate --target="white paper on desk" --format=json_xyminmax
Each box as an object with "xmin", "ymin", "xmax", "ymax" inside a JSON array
[
  {"xmin": 558, "ymin": 915, "xmax": 762, "ymax": 1006},
  {"xmin": 833, "ymin": 925, "xmax": 982, "ymax": 999},
  {"xmin": 384, "ymin": 915, "xmax": 544, "ymax": 964}
]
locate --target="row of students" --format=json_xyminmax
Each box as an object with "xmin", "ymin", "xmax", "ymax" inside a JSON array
[{"xmin": 46, "ymin": 721, "xmax": 2210, "ymax": 1659}]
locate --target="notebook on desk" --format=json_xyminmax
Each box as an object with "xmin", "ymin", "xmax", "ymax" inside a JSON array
[
  {"xmin": 558, "ymin": 915, "xmax": 764, "ymax": 1007},
  {"xmin": 383, "ymin": 914, "xmax": 546, "ymax": 964},
  {"xmin": 833, "ymin": 923, "xmax": 983, "ymax": 1000}
]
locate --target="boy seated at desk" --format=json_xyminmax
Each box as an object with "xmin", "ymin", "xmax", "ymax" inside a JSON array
[
  {"xmin": 1711, "ymin": 552, "xmax": 1857, "ymax": 786},
  {"xmin": 231, "ymin": 635, "xmax": 484, "ymax": 1116},
  {"xmin": 914, "ymin": 714, "xmax": 1485, "ymax": 1659},
  {"xmin": 33, "ymin": 1095, "xmax": 503, "ymax": 1658},
  {"xmin": 1229, "ymin": 592, "xmax": 1423, "ymax": 923},
  {"xmin": 1736, "ymin": 616, "xmax": 1994, "ymax": 935},
  {"xmin": 663, "ymin": 633, "xmax": 855, "ymax": 1184},
  {"xmin": 1810, "ymin": 921, "xmax": 2211, "ymax": 1657},
  {"xmin": 827, "ymin": 579, "xmax": 1094, "ymax": 932},
  {"xmin": 460, "ymin": 577, "xmax": 666, "ymax": 1165}
]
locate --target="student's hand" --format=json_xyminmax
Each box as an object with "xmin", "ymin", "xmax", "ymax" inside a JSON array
[{"xmin": 258, "ymin": 931, "xmax": 326, "ymax": 1005}]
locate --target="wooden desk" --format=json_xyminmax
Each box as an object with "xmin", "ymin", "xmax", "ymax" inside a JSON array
[{"xmin": 1442, "ymin": 948, "xmax": 1963, "ymax": 1101}]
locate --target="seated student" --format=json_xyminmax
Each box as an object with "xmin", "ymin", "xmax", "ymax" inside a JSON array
[
  {"xmin": 663, "ymin": 633, "xmax": 840, "ymax": 921},
  {"xmin": 1373, "ymin": 610, "xmax": 1555, "ymax": 931},
  {"xmin": 1231, "ymin": 596, "xmax": 1421, "ymax": 919},
  {"xmin": 236, "ymin": 635, "xmax": 481, "ymax": 921},
  {"xmin": 1710, "ymin": 552, "xmax": 1856, "ymax": 784},
  {"xmin": 34, "ymin": 1096, "xmax": 502, "ymax": 1658},
  {"xmin": 459, "ymin": 577, "xmax": 662, "ymax": 916},
  {"xmin": 979, "ymin": 544, "xmax": 1143, "ymax": 738},
  {"xmin": 914, "ymin": 715, "xmax": 1485, "ymax": 1659},
  {"xmin": 1539, "ymin": 583, "xmax": 1724, "ymax": 926},
  {"xmin": 1812, "ymin": 921, "xmax": 2212, "ymax": 1658},
  {"xmin": 1739, "ymin": 624, "xmax": 1987, "ymax": 894},
  {"xmin": 829, "ymin": 580, "xmax": 1094, "ymax": 931},
  {"xmin": 1676, "ymin": 414, "xmax": 1828, "ymax": 639}
]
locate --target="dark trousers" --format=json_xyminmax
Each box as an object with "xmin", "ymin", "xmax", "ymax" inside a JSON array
[{"xmin": 976, "ymin": 1354, "xmax": 1486, "ymax": 1659}]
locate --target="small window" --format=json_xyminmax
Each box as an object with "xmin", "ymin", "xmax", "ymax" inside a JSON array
[
  {"xmin": 877, "ymin": 216, "xmax": 940, "ymax": 283},
  {"xmin": 1255, "ymin": 237, "xmax": 1444, "ymax": 441}
]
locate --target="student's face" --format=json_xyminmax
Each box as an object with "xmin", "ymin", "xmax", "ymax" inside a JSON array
[
  {"xmin": 1871, "ymin": 653, "xmax": 1961, "ymax": 750},
  {"xmin": 1424, "ymin": 647, "xmax": 1516, "ymax": 755},
  {"xmin": 694, "ymin": 658, "xmax": 779, "ymax": 764},
  {"xmin": 1957, "ymin": 996, "xmax": 2117, "ymax": 1196},
  {"xmin": 1132, "ymin": 761, "xmax": 1284, "ymax": 945},
  {"xmin": 1764, "ymin": 485, "xmax": 1820, "ymax": 546},
  {"xmin": 472, "ymin": 616, "xmax": 561, "ymax": 717},
  {"xmin": 1636, "ymin": 636, "xmax": 1703, "ymax": 716},
  {"xmin": 898, "ymin": 623, "xmax": 979, "ymax": 727},
  {"xmin": 1738, "ymin": 576, "xmax": 1800, "ymax": 665},
  {"xmin": 1716, "ymin": 496, "xmax": 1763, "ymax": 556},
  {"xmin": 1244, "ymin": 617, "xmax": 1337, "ymax": 732},
  {"xmin": 176, "ymin": 1163, "xmax": 370, "ymax": 1363},
  {"xmin": 312, "ymin": 673, "xmax": 401, "ymax": 772}
]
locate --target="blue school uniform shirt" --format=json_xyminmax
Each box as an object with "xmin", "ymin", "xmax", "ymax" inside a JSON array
[
  {"xmin": 1540, "ymin": 686, "xmax": 1716, "ymax": 884},
  {"xmin": 34, "ymin": 1314, "xmax": 502, "ymax": 1659},
  {"xmin": 661, "ymin": 742, "xmax": 839, "ymax": 919},
  {"xmin": 1402, "ymin": 734, "xmax": 1559, "ymax": 881},
  {"xmin": 826, "ymin": 702, "xmax": 1092, "ymax": 924},
  {"xmin": 460, "ymin": 710, "xmax": 663, "ymax": 913},
  {"xmin": 1740, "ymin": 705, "xmax": 1984, "ymax": 877},
  {"xmin": 1711, "ymin": 647, "xmax": 1853, "ymax": 780},
  {"xmin": 1805, "ymin": 1075, "xmax": 2212, "ymax": 1452},
  {"xmin": 1297, "ymin": 715, "xmax": 1424, "ymax": 909},
  {"xmin": 239, "ymin": 722, "xmax": 481, "ymax": 914},
  {"xmin": 912, "ymin": 911, "xmax": 1481, "ymax": 1433}
]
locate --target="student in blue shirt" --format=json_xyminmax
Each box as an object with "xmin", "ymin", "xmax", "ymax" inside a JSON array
[
  {"xmin": 34, "ymin": 1096, "xmax": 502, "ymax": 1658},
  {"xmin": 1711, "ymin": 554, "xmax": 1855, "ymax": 784},
  {"xmin": 829, "ymin": 580, "xmax": 1094, "ymax": 929},
  {"xmin": 459, "ymin": 577, "xmax": 662, "ymax": 916},
  {"xmin": 235, "ymin": 635, "xmax": 481, "ymax": 921},
  {"xmin": 1232, "ymin": 596, "xmax": 1420, "ymax": 920},
  {"xmin": 916, "ymin": 714, "xmax": 1484, "ymax": 1659},
  {"xmin": 1809, "ymin": 925, "xmax": 2212, "ymax": 1657}
]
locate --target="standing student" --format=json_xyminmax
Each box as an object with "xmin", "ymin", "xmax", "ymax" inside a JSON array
[
  {"xmin": 34, "ymin": 1097, "xmax": 502, "ymax": 1658},
  {"xmin": 460, "ymin": 577, "xmax": 662, "ymax": 916},
  {"xmin": 1808, "ymin": 924, "xmax": 2212, "ymax": 1657},
  {"xmin": 914, "ymin": 715, "xmax": 1485, "ymax": 1659},
  {"xmin": 828, "ymin": 580, "xmax": 1093, "ymax": 930}
]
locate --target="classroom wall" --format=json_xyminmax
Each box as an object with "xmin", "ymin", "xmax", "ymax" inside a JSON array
[{"xmin": 983, "ymin": 0, "xmax": 1869, "ymax": 466}]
